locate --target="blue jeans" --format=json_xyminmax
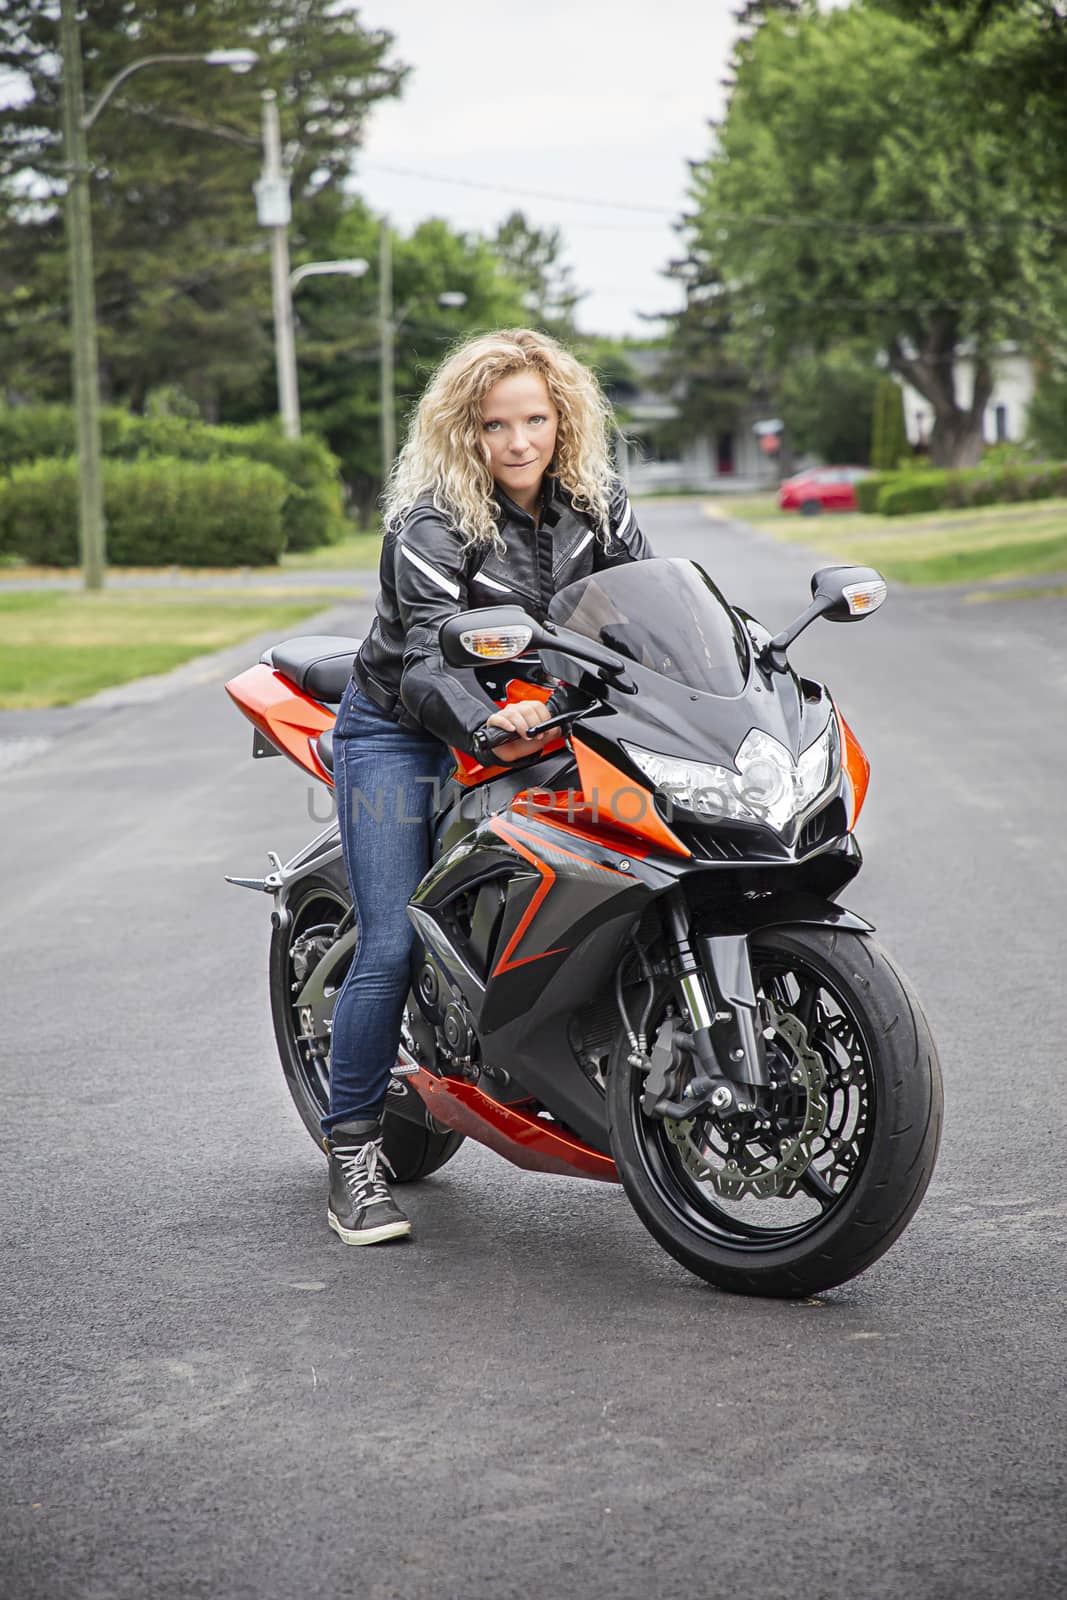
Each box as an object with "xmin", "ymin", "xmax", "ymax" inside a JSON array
[{"xmin": 324, "ymin": 680, "xmax": 454, "ymax": 1133}]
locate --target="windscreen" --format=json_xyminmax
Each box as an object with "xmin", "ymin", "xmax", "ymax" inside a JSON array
[{"xmin": 547, "ymin": 557, "xmax": 750, "ymax": 696}]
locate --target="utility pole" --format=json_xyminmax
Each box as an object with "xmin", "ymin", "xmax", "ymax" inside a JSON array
[
  {"xmin": 59, "ymin": 0, "xmax": 106, "ymax": 590},
  {"xmin": 256, "ymin": 91, "xmax": 299, "ymax": 439},
  {"xmin": 379, "ymin": 219, "xmax": 395, "ymax": 483}
]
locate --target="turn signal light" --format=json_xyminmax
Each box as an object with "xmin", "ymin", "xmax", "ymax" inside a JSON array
[
  {"xmin": 842, "ymin": 579, "xmax": 887, "ymax": 616},
  {"xmin": 459, "ymin": 626, "xmax": 534, "ymax": 660}
]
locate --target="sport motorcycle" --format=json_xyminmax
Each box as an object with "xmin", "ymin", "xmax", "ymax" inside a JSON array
[{"xmin": 225, "ymin": 555, "xmax": 942, "ymax": 1296}]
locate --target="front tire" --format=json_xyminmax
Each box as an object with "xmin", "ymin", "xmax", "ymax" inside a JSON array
[
  {"xmin": 268, "ymin": 870, "xmax": 465, "ymax": 1180},
  {"xmin": 607, "ymin": 926, "xmax": 942, "ymax": 1297}
]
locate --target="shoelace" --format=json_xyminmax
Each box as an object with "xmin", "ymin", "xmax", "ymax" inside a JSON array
[{"xmin": 334, "ymin": 1138, "xmax": 396, "ymax": 1211}]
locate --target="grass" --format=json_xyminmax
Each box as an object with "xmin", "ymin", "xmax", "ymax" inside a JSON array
[
  {"xmin": 281, "ymin": 527, "xmax": 383, "ymax": 571},
  {"xmin": 0, "ymin": 587, "xmax": 345, "ymax": 709},
  {"xmin": 715, "ymin": 494, "xmax": 1067, "ymax": 586},
  {"xmin": 705, "ymin": 493, "xmax": 791, "ymax": 526}
]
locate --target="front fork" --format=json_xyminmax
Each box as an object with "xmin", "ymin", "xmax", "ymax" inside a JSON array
[{"xmin": 647, "ymin": 888, "xmax": 768, "ymax": 1119}]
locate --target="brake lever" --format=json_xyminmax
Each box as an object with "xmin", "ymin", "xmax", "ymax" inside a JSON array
[{"xmin": 480, "ymin": 704, "xmax": 592, "ymax": 751}]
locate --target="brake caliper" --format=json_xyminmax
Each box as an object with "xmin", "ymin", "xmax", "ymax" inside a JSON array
[{"xmin": 663, "ymin": 1002, "xmax": 829, "ymax": 1200}]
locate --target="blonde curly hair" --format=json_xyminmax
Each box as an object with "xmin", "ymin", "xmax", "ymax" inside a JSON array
[{"xmin": 382, "ymin": 328, "xmax": 616, "ymax": 551}]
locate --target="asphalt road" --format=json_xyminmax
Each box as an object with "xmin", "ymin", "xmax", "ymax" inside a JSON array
[{"xmin": 2, "ymin": 500, "xmax": 1064, "ymax": 1600}]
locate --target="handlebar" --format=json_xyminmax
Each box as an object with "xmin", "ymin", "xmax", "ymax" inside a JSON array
[{"xmin": 477, "ymin": 704, "xmax": 591, "ymax": 755}]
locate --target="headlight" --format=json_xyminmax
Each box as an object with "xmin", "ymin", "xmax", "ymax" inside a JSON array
[{"xmin": 623, "ymin": 719, "xmax": 839, "ymax": 834}]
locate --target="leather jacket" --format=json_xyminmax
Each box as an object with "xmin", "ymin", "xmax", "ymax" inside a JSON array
[{"xmin": 352, "ymin": 476, "xmax": 652, "ymax": 754}]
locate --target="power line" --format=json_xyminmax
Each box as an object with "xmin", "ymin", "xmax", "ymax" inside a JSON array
[
  {"xmin": 360, "ymin": 158, "xmax": 1067, "ymax": 237},
  {"xmin": 358, "ymin": 161, "xmax": 676, "ymax": 217}
]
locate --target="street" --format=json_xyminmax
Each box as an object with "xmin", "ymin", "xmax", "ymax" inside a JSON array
[{"xmin": 1, "ymin": 498, "xmax": 1064, "ymax": 1599}]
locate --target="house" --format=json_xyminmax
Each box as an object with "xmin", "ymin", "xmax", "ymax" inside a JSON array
[
  {"xmin": 899, "ymin": 345, "xmax": 1035, "ymax": 450},
  {"xmin": 612, "ymin": 347, "xmax": 775, "ymax": 494}
]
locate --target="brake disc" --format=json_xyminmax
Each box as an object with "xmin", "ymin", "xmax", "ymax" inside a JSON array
[{"xmin": 663, "ymin": 1004, "xmax": 830, "ymax": 1200}]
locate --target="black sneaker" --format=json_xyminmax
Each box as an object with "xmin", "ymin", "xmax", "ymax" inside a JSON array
[{"xmin": 326, "ymin": 1119, "xmax": 411, "ymax": 1246}]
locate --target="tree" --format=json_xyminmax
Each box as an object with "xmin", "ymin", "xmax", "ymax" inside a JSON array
[
  {"xmin": 228, "ymin": 199, "xmax": 533, "ymax": 516},
  {"xmin": 678, "ymin": 4, "xmax": 1067, "ymax": 467},
  {"xmin": 870, "ymin": 377, "xmax": 910, "ymax": 471},
  {"xmin": 871, "ymin": 2, "xmax": 1067, "ymax": 190},
  {"xmin": 491, "ymin": 211, "xmax": 582, "ymax": 335},
  {"xmin": 655, "ymin": 249, "xmax": 769, "ymax": 447},
  {"xmin": 0, "ymin": 1, "xmax": 406, "ymax": 415},
  {"xmin": 780, "ymin": 347, "xmax": 879, "ymax": 467},
  {"xmin": 731, "ymin": 0, "xmax": 805, "ymax": 45},
  {"xmin": 1027, "ymin": 360, "xmax": 1067, "ymax": 460}
]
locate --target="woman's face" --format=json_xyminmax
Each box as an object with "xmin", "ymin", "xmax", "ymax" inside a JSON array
[{"xmin": 479, "ymin": 371, "xmax": 559, "ymax": 511}]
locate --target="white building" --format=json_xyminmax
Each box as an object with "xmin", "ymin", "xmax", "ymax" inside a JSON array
[{"xmin": 899, "ymin": 345, "xmax": 1035, "ymax": 449}]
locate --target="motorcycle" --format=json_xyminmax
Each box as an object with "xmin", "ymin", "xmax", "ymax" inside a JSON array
[{"xmin": 225, "ymin": 555, "xmax": 942, "ymax": 1297}]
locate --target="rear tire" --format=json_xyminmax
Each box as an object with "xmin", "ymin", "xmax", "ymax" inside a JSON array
[
  {"xmin": 268, "ymin": 870, "xmax": 465, "ymax": 1180},
  {"xmin": 381, "ymin": 1116, "xmax": 466, "ymax": 1184},
  {"xmin": 607, "ymin": 926, "xmax": 942, "ymax": 1298}
]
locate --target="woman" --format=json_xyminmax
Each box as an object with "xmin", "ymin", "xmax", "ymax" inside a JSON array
[{"xmin": 325, "ymin": 328, "xmax": 652, "ymax": 1246}]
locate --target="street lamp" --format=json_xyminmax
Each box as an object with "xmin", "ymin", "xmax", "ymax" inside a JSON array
[
  {"xmin": 283, "ymin": 240, "xmax": 465, "ymax": 470},
  {"xmin": 58, "ymin": 0, "xmax": 256, "ymax": 589},
  {"xmin": 270, "ymin": 258, "xmax": 371, "ymax": 440},
  {"xmin": 289, "ymin": 259, "xmax": 369, "ymax": 292}
]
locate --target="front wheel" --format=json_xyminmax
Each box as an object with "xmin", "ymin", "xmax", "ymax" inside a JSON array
[{"xmin": 607, "ymin": 926, "xmax": 942, "ymax": 1298}]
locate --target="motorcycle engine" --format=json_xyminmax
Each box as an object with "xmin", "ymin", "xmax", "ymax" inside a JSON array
[{"xmin": 410, "ymin": 957, "xmax": 479, "ymax": 1079}]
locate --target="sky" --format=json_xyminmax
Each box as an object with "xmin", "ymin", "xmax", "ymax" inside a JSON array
[{"xmin": 351, "ymin": 0, "xmax": 741, "ymax": 338}]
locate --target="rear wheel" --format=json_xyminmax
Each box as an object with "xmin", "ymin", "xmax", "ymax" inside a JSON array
[
  {"xmin": 607, "ymin": 926, "xmax": 942, "ymax": 1297},
  {"xmin": 268, "ymin": 870, "xmax": 465, "ymax": 1180}
]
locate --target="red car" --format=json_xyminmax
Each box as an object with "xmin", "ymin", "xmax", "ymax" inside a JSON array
[{"xmin": 777, "ymin": 466, "xmax": 871, "ymax": 514}]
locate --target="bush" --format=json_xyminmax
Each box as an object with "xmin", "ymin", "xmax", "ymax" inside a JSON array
[
  {"xmin": 854, "ymin": 473, "xmax": 891, "ymax": 513},
  {"xmin": 877, "ymin": 472, "xmax": 951, "ymax": 516},
  {"xmin": 108, "ymin": 418, "xmax": 346, "ymax": 550},
  {"xmin": 0, "ymin": 457, "xmax": 288, "ymax": 567},
  {"xmin": 0, "ymin": 406, "xmax": 346, "ymax": 550},
  {"xmin": 979, "ymin": 441, "xmax": 1037, "ymax": 471},
  {"xmin": 0, "ymin": 404, "xmax": 79, "ymax": 469},
  {"xmin": 875, "ymin": 460, "xmax": 1067, "ymax": 517}
]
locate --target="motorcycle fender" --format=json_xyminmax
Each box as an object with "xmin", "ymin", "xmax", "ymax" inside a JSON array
[{"xmin": 694, "ymin": 892, "xmax": 874, "ymax": 939}]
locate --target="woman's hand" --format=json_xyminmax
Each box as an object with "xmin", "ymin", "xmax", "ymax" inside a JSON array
[{"xmin": 484, "ymin": 699, "xmax": 552, "ymax": 763}]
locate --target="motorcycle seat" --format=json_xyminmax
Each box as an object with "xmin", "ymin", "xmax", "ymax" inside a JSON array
[
  {"xmin": 316, "ymin": 727, "xmax": 334, "ymax": 775},
  {"xmin": 265, "ymin": 635, "xmax": 362, "ymax": 704}
]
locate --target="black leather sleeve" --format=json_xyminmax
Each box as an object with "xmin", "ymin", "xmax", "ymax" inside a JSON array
[
  {"xmin": 594, "ymin": 480, "xmax": 654, "ymax": 569},
  {"xmin": 393, "ymin": 508, "xmax": 499, "ymax": 753}
]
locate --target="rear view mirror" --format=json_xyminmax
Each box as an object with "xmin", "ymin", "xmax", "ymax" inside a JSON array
[
  {"xmin": 439, "ymin": 606, "xmax": 540, "ymax": 666},
  {"xmin": 767, "ymin": 565, "xmax": 888, "ymax": 658}
]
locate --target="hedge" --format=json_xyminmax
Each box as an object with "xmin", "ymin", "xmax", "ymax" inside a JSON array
[
  {"xmin": 0, "ymin": 457, "xmax": 288, "ymax": 567},
  {"xmin": 854, "ymin": 473, "xmax": 891, "ymax": 514},
  {"xmin": 0, "ymin": 406, "xmax": 346, "ymax": 550},
  {"xmin": 877, "ymin": 472, "xmax": 952, "ymax": 516},
  {"xmin": 876, "ymin": 461, "xmax": 1067, "ymax": 517}
]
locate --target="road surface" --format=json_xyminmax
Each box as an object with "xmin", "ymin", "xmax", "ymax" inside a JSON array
[{"xmin": 1, "ymin": 500, "xmax": 1064, "ymax": 1599}]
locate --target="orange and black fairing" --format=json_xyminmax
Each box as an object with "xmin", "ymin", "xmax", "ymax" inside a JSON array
[
  {"xmin": 486, "ymin": 814, "xmax": 631, "ymax": 977},
  {"xmin": 401, "ymin": 1064, "xmax": 619, "ymax": 1183},
  {"xmin": 225, "ymin": 663, "xmax": 335, "ymax": 784},
  {"xmin": 411, "ymin": 798, "xmax": 655, "ymax": 1035}
]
